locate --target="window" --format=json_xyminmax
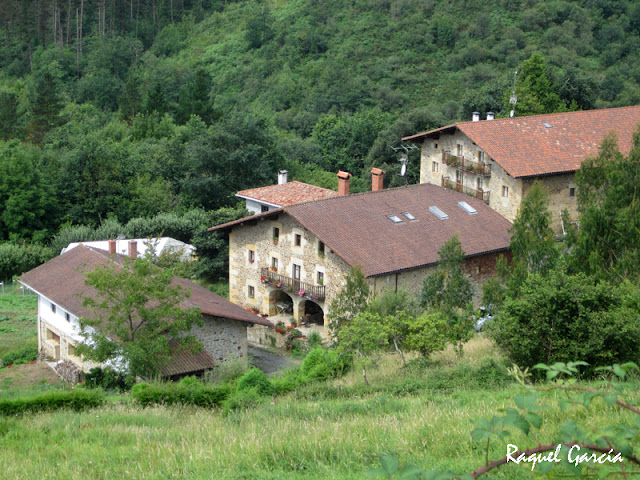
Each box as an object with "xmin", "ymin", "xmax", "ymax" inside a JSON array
[
  {"xmin": 271, "ymin": 257, "xmax": 278, "ymax": 271},
  {"xmin": 477, "ymin": 176, "xmax": 483, "ymax": 190},
  {"xmin": 65, "ymin": 312, "xmax": 70, "ymax": 322},
  {"xmin": 248, "ymin": 249, "xmax": 255, "ymax": 263},
  {"xmin": 273, "ymin": 227, "xmax": 279, "ymax": 244},
  {"xmin": 261, "ymin": 205, "xmax": 269, "ymax": 213},
  {"xmin": 294, "ymin": 234, "xmax": 301, "ymax": 247},
  {"xmin": 432, "ymin": 161, "xmax": 438, "ymax": 173},
  {"xmin": 317, "ymin": 271, "xmax": 324, "ymax": 285},
  {"xmin": 502, "ymin": 186, "xmax": 509, "ymax": 197},
  {"xmin": 402, "ymin": 212, "xmax": 416, "ymax": 220},
  {"xmin": 478, "ymin": 151, "xmax": 485, "ymax": 163},
  {"xmin": 433, "ymin": 142, "xmax": 438, "ymax": 149},
  {"xmin": 293, "ymin": 264, "xmax": 301, "ymax": 280},
  {"xmin": 387, "ymin": 214, "xmax": 403, "ymax": 223},
  {"xmin": 456, "ymin": 170, "xmax": 462, "ymax": 183},
  {"xmin": 569, "ymin": 187, "xmax": 576, "ymax": 198},
  {"xmin": 68, "ymin": 343, "xmax": 79, "ymax": 358},
  {"xmin": 457, "ymin": 144, "xmax": 463, "ymax": 157},
  {"xmin": 51, "ymin": 303, "xmax": 56, "ymax": 314},
  {"xmin": 248, "ymin": 286, "xmax": 255, "ymax": 299},
  {"xmin": 429, "ymin": 206, "xmax": 449, "ymax": 220},
  {"xmin": 318, "ymin": 241, "xmax": 325, "ymax": 256}
]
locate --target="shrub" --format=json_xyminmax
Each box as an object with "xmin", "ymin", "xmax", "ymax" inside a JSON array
[
  {"xmin": 235, "ymin": 368, "xmax": 273, "ymax": 396},
  {"xmin": 224, "ymin": 387, "xmax": 265, "ymax": 412},
  {"xmin": 307, "ymin": 331, "xmax": 323, "ymax": 349},
  {"xmin": 84, "ymin": 367, "xmax": 133, "ymax": 392},
  {"xmin": 0, "ymin": 389, "xmax": 104, "ymax": 415},
  {"xmin": 270, "ymin": 367, "xmax": 308, "ymax": 395},
  {"xmin": 301, "ymin": 347, "xmax": 348, "ymax": 381},
  {"xmin": 491, "ymin": 271, "xmax": 640, "ymax": 376},
  {"xmin": 131, "ymin": 378, "xmax": 228, "ymax": 408},
  {"xmin": 2, "ymin": 347, "xmax": 38, "ymax": 366}
]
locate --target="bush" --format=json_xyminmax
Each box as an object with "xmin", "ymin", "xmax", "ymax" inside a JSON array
[
  {"xmin": 2, "ymin": 347, "xmax": 38, "ymax": 366},
  {"xmin": 224, "ymin": 387, "xmax": 265, "ymax": 412},
  {"xmin": 0, "ymin": 388, "xmax": 104, "ymax": 415},
  {"xmin": 84, "ymin": 367, "xmax": 133, "ymax": 392},
  {"xmin": 307, "ymin": 331, "xmax": 323, "ymax": 349},
  {"xmin": 491, "ymin": 271, "xmax": 640, "ymax": 376},
  {"xmin": 301, "ymin": 347, "xmax": 348, "ymax": 381},
  {"xmin": 131, "ymin": 378, "xmax": 229, "ymax": 407},
  {"xmin": 235, "ymin": 368, "xmax": 273, "ymax": 396},
  {"xmin": 270, "ymin": 367, "xmax": 308, "ymax": 395}
]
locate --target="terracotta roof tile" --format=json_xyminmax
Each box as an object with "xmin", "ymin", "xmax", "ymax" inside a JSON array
[
  {"xmin": 157, "ymin": 340, "xmax": 216, "ymax": 377},
  {"xmin": 236, "ymin": 180, "xmax": 338, "ymax": 207},
  {"xmin": 403, "ymin": 106, "xmax": 640, "ymax": 178},
  {"xmin": 213, "ymin": 184, "xmax": 512, "ymax": 277}
]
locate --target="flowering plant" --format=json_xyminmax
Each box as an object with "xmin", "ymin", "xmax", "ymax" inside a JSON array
[
  {"xmin": 298, "ymin": 289, "xmax": 306, "ymax": 297},
  {"xmin": 276, "ymin": 282, "xmax": 282, "ymax": 288},
  {"xmin": 260, "ymin": 275, "xmax": 266, "ymax": 282}
]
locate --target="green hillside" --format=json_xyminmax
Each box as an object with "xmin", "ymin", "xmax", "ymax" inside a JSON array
[{"xmin": 0, "ymin": 0, "xmax": 639, "ymax": 277}]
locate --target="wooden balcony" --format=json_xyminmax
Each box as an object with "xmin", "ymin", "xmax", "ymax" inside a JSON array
[
  {"xmin": 441, "ymin": 177, "xmax": 490, "ymax": 204},
  {"xmin": 442, "ymin": 151, "xmax": 491, "ymax": 176},
  {"xmin": 261, "ymin": 267, "xmax": 325, "ymax": 302}
]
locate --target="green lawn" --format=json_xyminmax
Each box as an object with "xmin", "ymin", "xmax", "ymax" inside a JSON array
[{"xmin": 0, "ymin": 294, "xmax": 37, "ymax": 359}]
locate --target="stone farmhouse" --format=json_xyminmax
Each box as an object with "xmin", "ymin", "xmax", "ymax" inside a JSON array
[
  {"xmin": 210, "ymin": 174, "xmax": 512, "ymax": 329},
  {"xmin": 236, "ymin": 170, "xmax": 338, "ymax": 215},
  {"xmin": 19, "ymin": 243, "xmax": 270, "ymax": 382},
  {"xmin": 403, "ymin": 105, "xmax": 640, "ymax": 232}
]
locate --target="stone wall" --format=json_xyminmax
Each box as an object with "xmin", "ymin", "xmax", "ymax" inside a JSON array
[
  {"xmin": 191, "ymin": 315, "xmax": 248, "ymax": 365},
  {"xmin": 228, "ymin": 213, "xmax": 351, "ymax": 322},
  {"xmin": 419, "ymin": 129, "xmax": 576, "ymax": 232}
]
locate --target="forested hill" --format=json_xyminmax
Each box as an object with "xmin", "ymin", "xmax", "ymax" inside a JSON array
[{"xmin": 1, "ymin": 0, "xmax": 639, "ymax": 278}]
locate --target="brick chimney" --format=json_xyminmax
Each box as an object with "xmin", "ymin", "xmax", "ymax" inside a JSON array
[
  {"xmin": 128, "ymin": 240, "xmax": 138, "ymax": 259},
  {"xmin": 337, "ymin": 171, "xmax": 351, "ymax": 196},
  {"xmin": 371, "ymin": 167, "xmax": 385, "ymax": 191},
  {"xmin": 108, "ymin": 239, "xmax": 116, "ymax": 255}
]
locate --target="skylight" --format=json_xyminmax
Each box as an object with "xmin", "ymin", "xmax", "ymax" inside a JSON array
[
  {"xmin": 429, "ymin": 206, "xmax": 449, "ymax": 220},
  {"xmin": 402, "ymin": 212, "xmax": 416, "ymax": 221},
  {"xmin": 387, "ymin": 215, "xmax": 403, "ymax": 224},
  {"xmin": 458, "ymin": 201, "xmax": 478, "ymax": 215},
  {"xmin": 542, "ymin": 121, "xmax": 553, "ymax": 129}
]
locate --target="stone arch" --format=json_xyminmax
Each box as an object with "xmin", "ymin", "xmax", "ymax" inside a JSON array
[
  {"xmin": 267, "ymin": 289, "xmax": 294, "ymax": 316},
  {"xmin": 300, "ymin": 300, "xmax": 325, "ymax": 326}
]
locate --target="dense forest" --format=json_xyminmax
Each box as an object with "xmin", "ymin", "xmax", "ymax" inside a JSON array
[{"xmin": 1, "ymin": 0, "xmax": 639, "ymax": 281}]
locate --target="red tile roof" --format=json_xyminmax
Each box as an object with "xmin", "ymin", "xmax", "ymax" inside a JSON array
[
  {"xmin": 236, "ymin": 180, "xmax": 338, "ymax": 207},
  {"xmin": 403, "ymin": 106, "xmax": 640, "ymax": 178},
  {"xmin": 19, "ymin": 246, "xmax": 270, "ymax": 376},
  {"xmin": 212, "ymin": 183, "xmax": 512, "ymax": 277}
]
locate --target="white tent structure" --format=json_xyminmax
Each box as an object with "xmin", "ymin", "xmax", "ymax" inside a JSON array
[{"xmin": 61, "ymin": 238, "xmax": 196, "ymax": 262}]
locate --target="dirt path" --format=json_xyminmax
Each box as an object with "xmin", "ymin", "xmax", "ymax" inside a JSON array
[{"xmin": 248, "ymin": 345, "xmax": 300, "ymax": 375}]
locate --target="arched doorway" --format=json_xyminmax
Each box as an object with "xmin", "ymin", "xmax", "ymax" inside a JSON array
[
  {"xmin": 301, "ymin": 300, "xmax": 324, "ymax": 326},
  {"xmin": 268, "ymin": 289, "xmax": 294, "ymax": 317}
]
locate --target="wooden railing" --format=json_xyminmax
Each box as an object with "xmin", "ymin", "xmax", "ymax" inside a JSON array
[
  {"xmin": 261, "ymin": 267, "xmax": 325, "ymax": 301},
  {"xmin": 441, "ymin": 177, "xmax": 490, "ymax": 204},
  {"xmin": 442, "ymin": 151, "xmax": 491, "ymax": 176}
]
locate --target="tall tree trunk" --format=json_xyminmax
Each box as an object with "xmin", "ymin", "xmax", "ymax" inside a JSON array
[
  {"xmin": 66, "ymin": 0, "xmax": 71, "ymax": 45},
  {"xmin": 362, "ymin": 364, "xmax": 369, "ymax": 386},
  {"xmin": 393, "ymin": 338, "xmax": 406, "ymax": 366}
]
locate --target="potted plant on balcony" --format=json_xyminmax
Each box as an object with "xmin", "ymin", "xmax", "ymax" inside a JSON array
[
  {"xmin": 298, "ymin": 289, "xmax": 306, "ymax": 297},
  {"xmin": 269, "ymin": 266, "xmax": 277, "ymax": 273}
]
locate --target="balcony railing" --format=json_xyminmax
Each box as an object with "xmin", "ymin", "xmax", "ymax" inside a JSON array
[
  {"xmin": 441, "ymin": 177, "xmax": 490, "ymax": 204},
  {"xmin": 261, "ymin": 267, "xmax": 325, "ymax": 302},
  {"xmin": 442, "ymin": 151, "xmax": 491, "ymax": 176}
]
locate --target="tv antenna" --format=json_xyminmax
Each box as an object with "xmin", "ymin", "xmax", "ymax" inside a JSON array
[
  {"xmin": 509, "ymin": 70, "xmax": 518, "ymax": 118},
  {"xmin": 390, "ymin": 144, "xmax": 416, "ymax": 186}
]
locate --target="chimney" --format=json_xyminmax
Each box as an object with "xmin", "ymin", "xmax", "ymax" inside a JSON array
[
  {"xmin": 108, "ymin": 239, "xmax": 116, "ymax": 255},
  {"xmin": 486, "ymin": 112, "xmax": 495, "ymax": 121},
  {"xmin": 472, "ymin": 111, "xmax": 480, "ymax": 122},
  {"xmin": 371, "ymin": 167, "xmax": 385, "ymax": 192},
  {"xmin": 278, "ymin": 170, "xmax": 288, "ymax": 185},
  {"xmin": 128, "ymin": 240, "xmax": 138, "ymax": 259},
  {"xmin": 337, "ymin": 170, "xmax": 351, "ymax": 196}
]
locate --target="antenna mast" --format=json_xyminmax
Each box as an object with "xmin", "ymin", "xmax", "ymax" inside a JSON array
[
  {"xmin": 389, "ymin": 144, "xmax": 418, "ymax": 186},
  {"xmin": 509, "ymin": 70, "xmax": 518, "ymax": 118}
]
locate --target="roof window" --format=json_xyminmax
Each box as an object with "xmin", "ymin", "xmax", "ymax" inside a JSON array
[
  {"xmin": 387, "ymin": 215, "xmax": 403, "ymax": 224},
  {"xmin": 457, "ymin": 201, "xmax": 478, "ymax": 215},
  {"xmin": 402, "ymin": 212, "xmax": 416, "ymax": 221},
  {"xmin": 542, "ymin": 121, "xmax": 553, "ymax": 129},
  {"xmin": 429, "ymin": 206, "xmax": 449, "ymax": 220}
]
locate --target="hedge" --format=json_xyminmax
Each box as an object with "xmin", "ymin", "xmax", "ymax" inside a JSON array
[
  {"xmin": 0, "ymin": 389, "xmax": 105, "ymax": 416},
  {"xmin": 131, "ymin": 377, "xmax": 229, "ymax": 408}
]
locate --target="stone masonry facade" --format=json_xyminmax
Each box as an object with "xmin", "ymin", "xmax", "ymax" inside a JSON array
[
  {"xmin": 191, "ymin": 315, "xmax": 248, "ymax": 364},
  {"xmin": 228, "ymin": 213, "xmax": 352, "ymax": 324},
  {"xmin": 419, "ymin": 129, "xmax": 577, "ymax": 232}
]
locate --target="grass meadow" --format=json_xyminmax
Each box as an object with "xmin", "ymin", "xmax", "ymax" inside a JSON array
[
  {"xmin": 0, "ymin": 339, "xmax": 638, "ymax": 479},
  {"xmin": 0, "ymin": 293, "xmax": 37, "ymax": 358}
]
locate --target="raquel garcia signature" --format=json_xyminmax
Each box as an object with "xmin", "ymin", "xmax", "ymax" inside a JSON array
[{"xmin": 506, "ymin": 444, "xmax": 624, "ymax": 471}]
